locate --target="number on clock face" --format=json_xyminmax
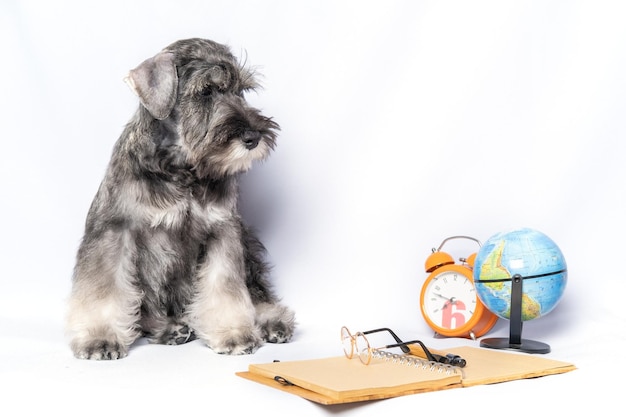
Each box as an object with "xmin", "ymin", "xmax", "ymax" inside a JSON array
[{"xmin": 423, "ymin": 271, "xmax": 477, "ymax": 329}]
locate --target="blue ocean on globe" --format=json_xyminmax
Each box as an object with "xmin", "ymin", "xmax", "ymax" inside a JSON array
[{"xmin": 473, "ymin": 228, "xmax": 567, "ymax": 321}]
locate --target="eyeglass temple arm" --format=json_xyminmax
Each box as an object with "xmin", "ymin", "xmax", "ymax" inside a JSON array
[
  {"xmin": 362, "ymin": 328, "xmax": 411, "ymax": 353},
  {"xmin": 377, "ymin": 339, "xmax": 459, "ymax": 365},
  {"xmin": 407, "ymin": 342, "xmax": 467, "ymax": 368},
  {"xmin": 359, "ymin": 328, "xmax": 466, "ymax": 367},
  {"xmin": 400, "ymin": 340, "xmax": 438, "ymax": 361}
]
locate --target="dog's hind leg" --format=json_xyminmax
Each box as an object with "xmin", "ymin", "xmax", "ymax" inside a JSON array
[{"xmin": 144, "ymin": 319, "xmax": 197, "ymax": 345}]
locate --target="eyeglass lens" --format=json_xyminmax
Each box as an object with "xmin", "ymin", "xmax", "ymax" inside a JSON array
[
  {"xmin": 341, "ymin": 327, "xmax": 353, "ymax": 359},
  {"xmin": 355, "ymin": 332, "xmax": 371, "ymax": 365}
]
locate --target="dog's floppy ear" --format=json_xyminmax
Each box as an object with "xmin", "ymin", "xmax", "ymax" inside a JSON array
[{"xmin": 124, "ymin": 51, "xmax": 178, "ymax": 120}]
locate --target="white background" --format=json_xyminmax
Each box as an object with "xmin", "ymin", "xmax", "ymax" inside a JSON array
[{"xmin": 2, "ymin": 0, "xmax": 624, "ymax": 415}]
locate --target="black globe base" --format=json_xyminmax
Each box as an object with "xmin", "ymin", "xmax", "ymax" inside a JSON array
[
  {"xmin": 480, "ymin": 274, "xmax": 551, "ymax": 354},
  {"xmin": 480, "ymin": 337, "xmax": 550, "ymax": 354}
]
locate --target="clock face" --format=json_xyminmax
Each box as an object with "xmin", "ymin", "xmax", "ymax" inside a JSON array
[{"xmin": 422, "ymin": 270, "xmax": 478, "ymax": 331}]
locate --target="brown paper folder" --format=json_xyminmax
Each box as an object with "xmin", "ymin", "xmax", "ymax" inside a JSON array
[
  {"xmin": 237, "ymin": 346, "xmax": 576, "ymax": 405},
  {"xmin": 238, "ymin": 355, "xmax": 461, "ymax": 404},
  {"xmin": 440, "ymin": 346, "xmax": 577, "ymax": 387}
]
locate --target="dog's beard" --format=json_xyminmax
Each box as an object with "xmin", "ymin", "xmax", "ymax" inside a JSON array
[
  {"xmin": 184, "ymin": 112, "xmax": 277, "ymax": 179},
  {"xmin": 206, "ymin": 139, "xmax": 273, "ymax": 177}
]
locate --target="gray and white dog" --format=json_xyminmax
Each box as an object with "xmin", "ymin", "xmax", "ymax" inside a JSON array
[{"xmin": 66, "ymin": 38, "xmax": 295, "ymax": 359}]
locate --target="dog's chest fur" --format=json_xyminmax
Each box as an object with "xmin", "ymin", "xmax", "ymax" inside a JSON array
[
  {"xmin": 100, "ymin": 111, "xmax": 238, "ymax": 229},
  {"xmin": 89, "ymin": 124, "xmax": 243, "ymax": 315}
]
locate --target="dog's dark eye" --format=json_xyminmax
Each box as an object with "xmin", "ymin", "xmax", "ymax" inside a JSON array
[{"xmin": 199, "ymin": 86, "xmax": 213, "ymax": 97}]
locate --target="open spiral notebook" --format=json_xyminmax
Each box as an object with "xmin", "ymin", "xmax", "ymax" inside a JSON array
[{"xmin": 237, "ymin": 346, "xmax": 576, "ymax": 405}]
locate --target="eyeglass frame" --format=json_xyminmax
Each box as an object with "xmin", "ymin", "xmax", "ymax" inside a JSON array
[
  {"xmin": 341, "ymin": 326, "xmax": 442, "ymax": 365},
  {"xmin": 341, "ymin": 326, "xmax": 466, "ymax": 368}
]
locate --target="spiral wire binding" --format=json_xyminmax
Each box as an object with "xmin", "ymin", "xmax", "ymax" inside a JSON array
[{"xmin": 371, "ymin": 349, "xmax": 465, "ymax": 378}]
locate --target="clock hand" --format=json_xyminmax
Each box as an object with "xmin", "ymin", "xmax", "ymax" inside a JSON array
[{"xmin": 434, "ymin": 293, "xmax": 457, "ymax": 305}]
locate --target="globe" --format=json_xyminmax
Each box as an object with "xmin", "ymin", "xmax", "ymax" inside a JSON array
[{"xmin": 473, "ymin": 228, "xmax": 567, "ymax": 322}]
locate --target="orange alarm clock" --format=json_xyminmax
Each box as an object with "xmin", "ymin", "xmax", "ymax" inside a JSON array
[{"xmin": 420, "ymin": 236, "xmax": 498, "ymax": 339}]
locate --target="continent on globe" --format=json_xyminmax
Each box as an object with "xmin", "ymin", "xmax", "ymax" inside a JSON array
[
  {"xmin": 477, "ymin": 240, "xmax": 542, "ymax": 320},
  {"xmin": 478, "ymin": 240, "xmax": 508, "ymax": 290},
  {"xmin": 473, "ymin": 228, "xmax": 567, "ymax": 322}
]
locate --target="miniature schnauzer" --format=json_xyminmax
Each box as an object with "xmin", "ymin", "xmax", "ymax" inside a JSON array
[{"xmin": 66, "ymin": 38, "xmax": 295, "ymax": 359}]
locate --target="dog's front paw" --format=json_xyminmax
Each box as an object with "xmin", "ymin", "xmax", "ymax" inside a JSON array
[
  {"xmin": 206, "ymin": 328, "xmax": 263, "ymax": 355},
  {"xmin": 261, "ymin": 319, "xmax": 294, "ymax": 344},
  {"xmin": 256, "ymin": 303, "xmax": 296, "ymax": 344},
  {"xmin": 72, "ymin": 339, "xmax": 128, "ymax": 360}
]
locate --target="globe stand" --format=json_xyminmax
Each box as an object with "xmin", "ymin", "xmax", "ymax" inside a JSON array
[{"xmin": 480, "ymin": 274, "xmax": 551, "ymax": 354}]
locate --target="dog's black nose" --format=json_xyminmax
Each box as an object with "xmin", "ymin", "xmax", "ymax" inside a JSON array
[{"xmin": 242, "ymin": 130, "xmax": 261, "ymax": 150}]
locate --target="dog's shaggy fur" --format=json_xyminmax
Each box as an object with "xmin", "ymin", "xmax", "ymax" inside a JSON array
[{"xmin": 66, "ymin": 38, "xmax": 295, "ymax": 359}]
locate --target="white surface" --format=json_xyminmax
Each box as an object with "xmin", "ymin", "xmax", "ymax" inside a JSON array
[{"xmin": 1, "ymin": 1, "xmax": 624, "ymax": 415}]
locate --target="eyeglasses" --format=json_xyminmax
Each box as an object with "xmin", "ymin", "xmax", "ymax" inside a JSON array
[
  {"xmin": 341, "ymin": 326, "xmax": 434, "ymax": 365},
  {"xmin": 341, "ymin": 326, "xmax": 466, "ymax": 368}
]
